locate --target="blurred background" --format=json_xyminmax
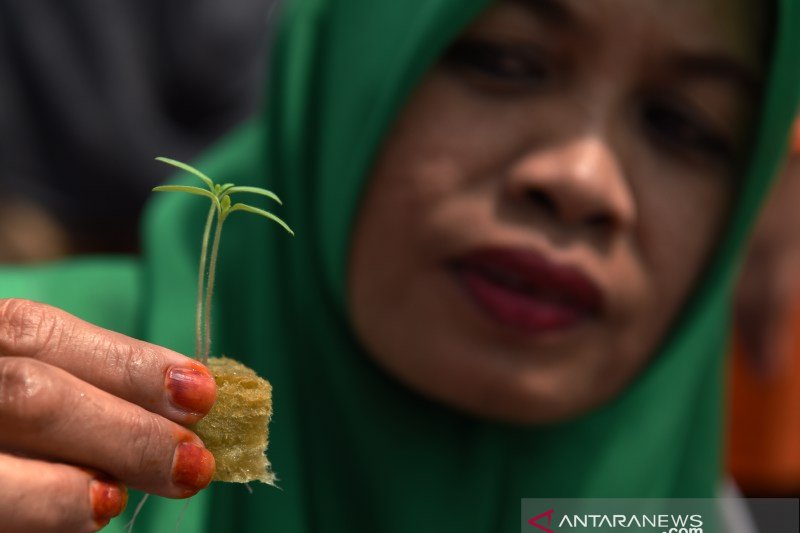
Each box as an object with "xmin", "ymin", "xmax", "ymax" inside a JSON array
[
  {"xmin": 0, "ymin": 0, "xmax": 277, "ymax": 258},
  {"xmin": 728, "ymin": 120, "xmax": 800, "ymax": 498},
  {"xmin": 0, "ymin": 0, "xmax": 797, "ymax": 500}
]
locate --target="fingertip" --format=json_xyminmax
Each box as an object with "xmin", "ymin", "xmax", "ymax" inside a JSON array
[
  {"xmin": 171, "ymin": 442, "xmax": 216, "ymax": 497},
  {"xmin": 165, "ymin": 362, "xmax": 217, "ymax": 420},
  {"xmin": 90, "ymin": 478, "xmax": 128, "ymax": 526}
]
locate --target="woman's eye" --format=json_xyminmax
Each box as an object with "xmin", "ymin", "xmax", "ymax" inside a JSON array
[
  {"xmin": 642, "ymin": 99, "xmax": 733, "ymax": 163},
  {"xmin": 443, "ymin": 39, "xmax": 549, "ymax": 89}
]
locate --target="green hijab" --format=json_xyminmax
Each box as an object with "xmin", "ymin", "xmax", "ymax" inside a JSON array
[{"xmin": 1, "ymin": 0, "xmax": 798, "ymax": 531}]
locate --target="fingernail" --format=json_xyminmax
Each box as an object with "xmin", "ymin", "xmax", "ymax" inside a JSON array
[
  {"xmin": 172, "ymin": 442, "xmax": 215, "ymax": 493},
  {"xmin": 90, "ymin": 479, "xmax": 127, "ymax": 526},
  {"xmin": 166, "ymin": 364, "xmax": 217, "ymax": 416}
]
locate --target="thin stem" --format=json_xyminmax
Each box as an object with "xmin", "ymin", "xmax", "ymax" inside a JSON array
[
  {"xmin": 173, "ymin": 499, "xmax": 191, "ymax": 533},
  {"xmin": 124, "ymin": 493, "xmax": 149, "ymax": 533},
  {"xmin": 203, "ymin": 214, "xmax": 225, "ymax": 363},
  {"xmin": 196, "ymin": 204, "xmax": 216, "ymax": 360}
]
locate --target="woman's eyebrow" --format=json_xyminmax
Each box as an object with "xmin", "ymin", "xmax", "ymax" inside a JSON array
[
  {"xmin": 672, "ymin": 54, "xmax": 762, "ymax": 96},
  {"xmin": 507, "ymin": 0, "xmax": 576, "ymax": 28}
]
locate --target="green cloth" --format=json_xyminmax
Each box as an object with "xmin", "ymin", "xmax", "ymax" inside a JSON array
[{"xmin": 2, "ymin": 0, "xmax": 800, "ymax": 531}]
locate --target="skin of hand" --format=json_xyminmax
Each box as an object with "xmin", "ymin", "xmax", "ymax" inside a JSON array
[
  {"xmin": 734, "ymin": 118, "xmax": 800, "ymax": 377},
  {"xmin": 0, "ymin": 299, "xmax": 217, "ymax": 532}
]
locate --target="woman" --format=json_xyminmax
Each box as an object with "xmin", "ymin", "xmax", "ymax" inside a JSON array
[{"xmin": 0, "ymin": 0, "xmax": 798, "ymax": 531}]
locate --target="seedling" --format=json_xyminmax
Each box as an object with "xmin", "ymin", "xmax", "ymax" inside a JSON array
[
  {"xmin": 152, "ymin": 157, "xmax": 289, "ymax": 486},
  {"xmin": 153, "ymin": 156, "xmax": 293, "ymax": 364},
  {"xmin": 124, "ymin": 159, "xmax": 288, "ymax": 531}
]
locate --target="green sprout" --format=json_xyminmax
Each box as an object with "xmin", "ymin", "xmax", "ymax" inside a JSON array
[{"xmin": 153, "ymin": 157, "xmax": 294, "ymax": 364}]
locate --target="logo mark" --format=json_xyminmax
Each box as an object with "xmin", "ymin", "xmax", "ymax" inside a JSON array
[{"xmin": 528, "ymin": 509, "xmax": 555, "ymax": 533}]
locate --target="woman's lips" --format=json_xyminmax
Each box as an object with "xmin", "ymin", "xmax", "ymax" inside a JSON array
[{"xmin": 450, "ymin": 247, "xmax": 604, "ymax": 333}]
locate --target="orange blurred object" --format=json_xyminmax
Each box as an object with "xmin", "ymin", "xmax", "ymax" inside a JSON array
[
  {"xmin": 728, "ymin": 298, "xmax": 800, "ymax": 494},
  {"xmin": 727, "ymin": 116, "xmax": 800, "ymax": 495},
  {"xmin": 793, "ymin": 118, "xmax": 800, "ymax": 155}
]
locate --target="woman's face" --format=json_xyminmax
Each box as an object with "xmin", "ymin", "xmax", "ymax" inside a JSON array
[{"xmin": 348, "ymin": 0, "xmax": 764, "ymax": 423}]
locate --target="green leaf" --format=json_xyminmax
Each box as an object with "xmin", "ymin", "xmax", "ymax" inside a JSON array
[
  {"xmin": 218, "ymin": 183, "xmax": 236, "ymax": 195},
  {"xmin": 229, "ymin": 203, "xmax": 294, "ymax": 236},
  {"xmin": 152, "ymin": 185, "xmax": 221, "ymax": 208},
  {"xmin": 226, "ymin": 186, "xmax": 283, "ymax": 205},
  {"xmin": 155, "ymin": 157, "xmax": 214, "ymax": 189}
]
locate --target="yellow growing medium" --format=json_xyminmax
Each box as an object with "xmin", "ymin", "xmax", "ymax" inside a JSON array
[{"xmin": 192, "ymin": 357, "xmax": 274, "ymax": 484}]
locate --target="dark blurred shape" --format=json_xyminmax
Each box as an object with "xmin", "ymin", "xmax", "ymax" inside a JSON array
[{"xmin": 0, "ymin": 0, "xmax": 277, "ymax": 258}]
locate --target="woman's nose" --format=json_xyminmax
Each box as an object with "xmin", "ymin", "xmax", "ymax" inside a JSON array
[{"xmin": 504, "ymin": 135, "xmax": 636, "ymax": 232}]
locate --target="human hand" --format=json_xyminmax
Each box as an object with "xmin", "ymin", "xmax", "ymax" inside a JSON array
[{"xmin": 0, "ymin": 299, "xmax": 217, "ymax": 532}]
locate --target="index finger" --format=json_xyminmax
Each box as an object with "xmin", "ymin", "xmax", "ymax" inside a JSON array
[{"xmin": 0, "ymin": 298, "xmax": 216, "ymax": 424}]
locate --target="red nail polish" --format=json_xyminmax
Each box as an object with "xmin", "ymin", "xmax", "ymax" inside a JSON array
[
  {"xmin": 90, "ymin": 479, "xmax": 127, "ymax": 526},
  {"xmin": 172, "ymin": 442, "xmax": 215, "ymax": 493},
  {"xmin": 166, "ymin": 364, "xmax": 217, "ymax": 416}
]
